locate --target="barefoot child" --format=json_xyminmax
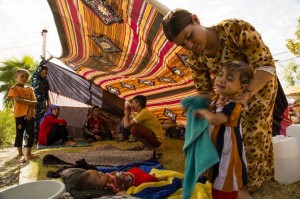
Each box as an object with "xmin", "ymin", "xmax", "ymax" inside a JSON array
[{"xmin": 8, "ymin": 69, "xmax": 38, "ymax": 163}]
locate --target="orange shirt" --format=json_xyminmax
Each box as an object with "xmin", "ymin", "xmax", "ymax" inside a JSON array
[{"xmin": 8, "ymin": 85, "xmax": 36, "ymax": 117}]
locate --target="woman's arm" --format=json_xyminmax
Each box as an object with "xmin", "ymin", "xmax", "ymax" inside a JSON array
[
  {"xmin": 188, "ymin": 52, "xmax": 214, "ymax": 95},
  {"xmin": 46, "ymin": 116, "xmax": 67, "ymax": 126},
  {"xmin": 227, "ymin": 70, "xmax": 273, "ymax": 105},
  {"xmin": 226, "ymin": 20, "xmax": 275, "ymax": 106}
]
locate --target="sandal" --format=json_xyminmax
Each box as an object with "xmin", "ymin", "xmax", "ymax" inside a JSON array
[{"xmin": 18, "ymin": 156, "xmax": 26, "ymax": 163}]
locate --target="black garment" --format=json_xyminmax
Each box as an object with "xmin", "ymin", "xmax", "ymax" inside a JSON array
[
  {"xmin": 272, "ymin": 79, "xmax": 292, "ymax": 136},
  {"xmin": 47, "ymin": 124, "xmax": 69, "ymax": 145},
  {"xmin": 15, "ymin": 116, "xmax": 34, "ymax": 147},
  {"xmin": 119, "ymin": 118, "xmax": 130, "ymax": 139}
]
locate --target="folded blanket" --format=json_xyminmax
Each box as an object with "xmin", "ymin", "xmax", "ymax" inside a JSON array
[{"xmin": 127, "ymin": 168, "xmax": 212, "ymax": 199}]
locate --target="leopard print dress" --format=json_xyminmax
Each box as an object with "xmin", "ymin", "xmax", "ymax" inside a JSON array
[{"xmin": 188, "ymin": 19, "xmax": 277, "ymax": 192}]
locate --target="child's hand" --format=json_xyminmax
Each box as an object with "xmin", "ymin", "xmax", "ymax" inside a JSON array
[
  {"xmin": 116, "ymin": 191, "xmax": 126, "ymax": 195},
  {"xmin": 194, "ymin": 109, "xmax": 208, "ymax": 119},
  {"xmin": 25, "ymin": 107, "xmax": 34, "ymax": 120},
  {"xmin": 25, "ymin": 112, "xmax": 34, "ymax": 120}
]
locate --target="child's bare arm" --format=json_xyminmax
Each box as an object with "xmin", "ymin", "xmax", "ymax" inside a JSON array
[
  {"xmin": 13, "ymin": 96, "xmax": 37, "ymax": 106},
  {"xmin": 25, "ymin": 106, "xmax": 35, "ymax": 120},
  {"xmin": 116, "ymin": 191, "xmax": 127, "ymax": 195},
  {"xmin": 195, "ymin": 109, "xmax": 228, "ymax": 125}
]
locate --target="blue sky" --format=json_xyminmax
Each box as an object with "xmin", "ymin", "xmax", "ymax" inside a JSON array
[{"xmin": 0, "ymin": 0, "xmax": 299, "ymax": 107}]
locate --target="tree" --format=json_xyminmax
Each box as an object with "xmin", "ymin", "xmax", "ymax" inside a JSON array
[
  {"xmin": 0, "ymin": 55, "xmax": 38, "ymax": 107},
  {"xmin": 286, "ymin": 17, "xmax": 300, "ymax": 56},
  {"xmin": 282, "ymin": 17, "xmax": 300, "ymax": 87},
  {"xmin": 282, "ymin": 60, "xmax": 300, "ymax": 86}
]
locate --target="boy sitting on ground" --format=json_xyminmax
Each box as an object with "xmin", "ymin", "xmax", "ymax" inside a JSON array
[{"xmin": 84, "ymin": 106, "xmax": 113, "ymax": 143}]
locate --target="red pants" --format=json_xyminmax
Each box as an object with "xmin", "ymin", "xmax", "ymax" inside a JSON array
[
  {"xmin": 127, "ymin": 167, "xmax": 158, "ymax": 186},
  {"xmin": 212, "ymin": 188, "xmax": 238, "ymax": 199}
]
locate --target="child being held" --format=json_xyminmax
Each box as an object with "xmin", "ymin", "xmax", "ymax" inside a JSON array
[{"xmin": 195, "ymin": 61, "xmax": 254, "ymax": 199}]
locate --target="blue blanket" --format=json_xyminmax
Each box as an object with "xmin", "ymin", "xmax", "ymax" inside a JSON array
[{"xmin": 96, "ymin": 159, "xmax": 165, "ymax": 173}]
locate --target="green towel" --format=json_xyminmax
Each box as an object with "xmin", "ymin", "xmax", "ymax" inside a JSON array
[{"xmin": 181, "ymin": 96, "xmax": 219, "ymax": 199}]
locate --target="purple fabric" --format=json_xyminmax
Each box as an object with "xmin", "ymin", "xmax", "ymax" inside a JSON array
[{"xmin": 40, "ymin": 104, "xmax": 58, "ymax": 125}]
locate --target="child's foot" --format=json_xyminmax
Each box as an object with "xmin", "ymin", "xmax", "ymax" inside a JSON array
[
  {"xmin": 18, "ymin": 156, "xmax": 26, "ymax": 163},
  {"xmin": 64, "ymin": 140, "xmax": 77, "ymax": 146},
  {"xmin": 128, "ymin": 135, "xmax": 138, "ymax": 142}
]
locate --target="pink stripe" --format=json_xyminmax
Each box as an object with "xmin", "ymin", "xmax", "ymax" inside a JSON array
[
  {"xmin": 67, "ymin": 0, "xmax": 83, "ymax": 63},
  {"xmin": 139, "ymin": 40, "xmax": 176, "ymax": 78},
  {"xmin": 147, "ymin": 99, "xmax": 181, "ymax": 107}
]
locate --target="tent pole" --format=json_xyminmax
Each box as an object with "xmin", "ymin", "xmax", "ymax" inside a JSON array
[{"xmin": 144, "ymin": 0, "xmax": 170, "ymax": 16}]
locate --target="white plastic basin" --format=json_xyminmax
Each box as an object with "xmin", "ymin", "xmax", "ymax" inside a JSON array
[{"xmin": 0, "ymin": 180, "xmax": 65, "ymax": 199}]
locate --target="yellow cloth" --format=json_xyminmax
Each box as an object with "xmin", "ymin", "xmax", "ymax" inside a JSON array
[
  {"xmin": 134, "ymin": 108, "xmax": 164, "ymax": 142},
  {"xmin": 126, "ymin": 168, "xmax": 212, "ymax": 199}
]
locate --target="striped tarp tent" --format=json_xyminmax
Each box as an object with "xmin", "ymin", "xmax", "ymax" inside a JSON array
[{"xmin": 48, "ymin": 0, "xmax": 198, "ymax": 121}]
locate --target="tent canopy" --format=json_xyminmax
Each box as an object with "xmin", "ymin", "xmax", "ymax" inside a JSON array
[{"xmin": 48, "ymin": 0, "xmax": 198, "ymax": 121}]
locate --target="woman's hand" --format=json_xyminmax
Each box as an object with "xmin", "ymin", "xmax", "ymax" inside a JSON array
[{"xmin": 225, "ymin": 92, "xmax": 252, "ymax": 109}]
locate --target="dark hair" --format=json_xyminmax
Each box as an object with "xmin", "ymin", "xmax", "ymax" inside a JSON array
[
  {"xmin": 133, "ymin": 95, "xmax": 147, "ymax": 108},
  {"xmin": 223, "ymin": 61, "xmax": 254, "ymax": 85},
  {"xmin": 92, "ymin": 106, "xmax": 101, "ymax": 111},
  {"xmin": 38, "ymin": 66, "xmax": 48, "ymax": 73},
  {"xmin": 162, "ymin": 8, "xmax": 193, "ymax": 41}
]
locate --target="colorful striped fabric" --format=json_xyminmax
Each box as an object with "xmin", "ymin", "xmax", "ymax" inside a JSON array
[{"xmin": 48, "ymin": 0, "xmax": 198, "ymax": 121}]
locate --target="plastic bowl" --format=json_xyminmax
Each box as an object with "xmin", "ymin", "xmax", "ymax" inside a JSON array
[{"xmin": 0, "ymin": 180, "xmax": 65, "ymax": 199}]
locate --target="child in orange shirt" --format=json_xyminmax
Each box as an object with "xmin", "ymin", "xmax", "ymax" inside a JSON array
[{"xmin": 8, "ymin": 69, "xmax": 38, "ymax": 163}]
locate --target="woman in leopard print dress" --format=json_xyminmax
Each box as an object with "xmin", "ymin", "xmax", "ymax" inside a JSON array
[{"xmin": 163, "ymin": 9, "xmax": 278, "ymax": 197}]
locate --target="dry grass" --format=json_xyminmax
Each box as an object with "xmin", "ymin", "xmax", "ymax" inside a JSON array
[{"xmin": 34, "ymin": 138, "xmax": 300, "ymax": 198}]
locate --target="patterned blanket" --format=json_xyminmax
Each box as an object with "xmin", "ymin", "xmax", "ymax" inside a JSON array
[{"xmin": 43, "ymin": 145, "xmax": 155, "ymax": 167}]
